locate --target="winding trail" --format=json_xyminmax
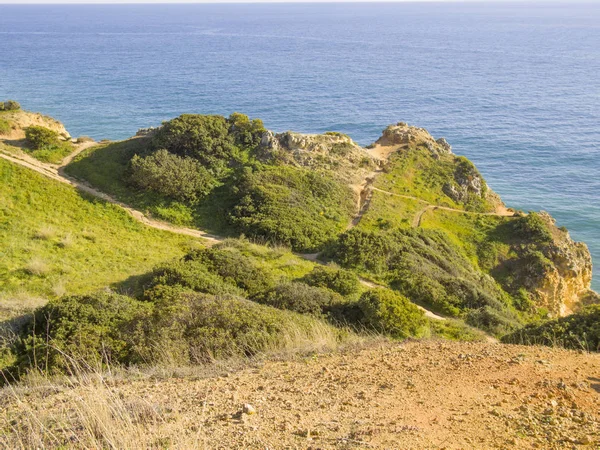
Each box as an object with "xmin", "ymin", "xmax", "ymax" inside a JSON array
[
  {"xmin": 370, "ymin": 186, "xmax": 516, "ymax": 228},
  {"xmin": 0, "ymin": 147, "xmax": 222, "ymax": 244},
  {"xmin": 0, "ymin": 144, "xmax": 450, "ymax": 322}
]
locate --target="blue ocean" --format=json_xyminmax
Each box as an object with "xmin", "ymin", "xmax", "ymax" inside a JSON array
[{"xmin": 0, "ymin": 3, "xmax": 598, "ymax": 290}]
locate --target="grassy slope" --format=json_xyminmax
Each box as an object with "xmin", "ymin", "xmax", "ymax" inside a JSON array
[
  {"xmin": 0, "ymin": 158, "xmax": 196, "ymax": 318},
  {"xmin": 65, "ymin": 138, "xmax": 238, "ymax": 233}
]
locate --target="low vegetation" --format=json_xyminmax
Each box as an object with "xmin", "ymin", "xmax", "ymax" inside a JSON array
[
  {"xmin": 67, "ymin": 113, "xmax": 354, "ymax": 251},
  {"xmin": 0, "ymin": 158, "xmax": 193, "ymax": 306},
  {"xmin": 24, "ymin": 125, "xmax": 73, "ymax": 164},
  {"xmin": 0, "ymin": 100, "xmax": 20, "ymax": 111},
  {"xmin": 327, "ymin": 227, "xmax": 522, "ymax": 335},
  {"xmin": 502, "ymin": 305, "xmax": 600, "ymax": 351},
  {"xmin": 0, "ymin": 118, "xmax": 11, "ymax": 135}
]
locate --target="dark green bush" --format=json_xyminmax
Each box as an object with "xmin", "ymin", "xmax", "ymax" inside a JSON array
[
  {"xmin": 258, "ymin": 282, "xmax": 343, "ymax": 316},
  {"xmin": 228, "ymin": 166, "xmax": 354, "ymax": 252},
  {"xmin": 466, "ymin": 306, "xmax": 520, "ymax": 337},
  {"xmin": 0, "ymin": 100, "xmax": 20, "ymax": 111},
  {"xmin": 329, "ymin": 227, "xmax": 520, "ymax": 333},
  {"xmin": 228, "ymin": 112, "xmax": 266, "ymax": 149},
  {"xmin": 24, "ymin": 125, "xmax": 60, "ymax": 150},
  {"xmin": 12, "ymin": 293, "xmax": 151, "ymax": 374},
  {"xmin": 300, "ymin": 265, "xmax": 360, "ymax": 296},
  {"xmin": 148, "ymin": 291, "xmax": 337, "ymax": 363},
  {"xmin": 501, "ymin": 305, "xmax": 600, "ymax": 351},
  {"xmin": 10, "ymin": 289, "xmax": 342, "ymax": 374},
  {"xmin": 511, "ymin": 213, "xmax": 552, "ymax": 244},
  {"xmin": 145, "ymin": 258, "xmax": 245, "ymax": 298},
  {"xmin": 129, "ymin": 149, "xmax": 217, "ymax": 203},
  {"xmin": 184, "ymin": 247, "xmax": 278, "ymax": 298},
  {"xmin": 146, "ymin": 246, "xmax": 278, "ymax": 300},
  {"xmin": 358, "ymin": 289, "xmax": 426, "ymax": 338},
  {"xmin": 152, "ymin": 114, "xmax": 236, "ymax": 176}
]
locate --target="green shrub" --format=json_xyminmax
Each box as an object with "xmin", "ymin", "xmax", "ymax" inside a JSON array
[
  {"xmin": 358, "ymin": 289, "xmax": 426, "ymax": 338},
  {"xmin": 0, "ymin": 119, "xmax": 11, "ymax": 135},
  {"xmin": 152, "ymin": 114, "xmax": 236, "ymax": 176},
  {"xmin": 25, "ymin": 126, "xmax": 60, "ymax": 150},
  {"xmin": 501, "ymin": 305, "xmax": 600, "ymax": 351},
  {"xmin": 229, "ymin": 166, "xmax": 354, "ymax": 252},
  {"xmin": 12, "ymin": 293, "xmax": 151, "ymax": 374},
  {"xmin": 301, "ymin": 265, "xmax": 360, "ymax": 296},
  {"xmin": 466, "ymin": 306, "xmax": 520, "ymax": 337},
  {"xmin": 228, "ymin": 112, "xmax": 266, "ymax": 149},
  {"xmin": 185, "ymin": 247, "xmax": 278, "ymax": 298},
  {"xmin": 9, "ymin": 290, "xmax": 346, "ymax": 374},
  {"xmin": 329, "ymin": 227, "xmax": 520, "ymax": 333},
  {"xmin": 129, "ymin": 149, "xmax": 217, "ymax": 203},
  {"xmin": 146, "ymin": 247, "xmax": 278, "ymax": 300},
  {"xmin": 258, "ymin": 282, "xmax": 343, "ymax": 316},
  {"xmin": 145, "ymin": 258, "xmax": 245, "ymax": 298},
  {"xmin": 148, "ymin": 291, "xmax": 341, "ymax": 363},
  {"xmin": 511, "ymin": 213, "xmax": 552, "ymax": 244},
  {"xmin": 0, "ymin": 100, "xmax": 20, "ymax": 111}
]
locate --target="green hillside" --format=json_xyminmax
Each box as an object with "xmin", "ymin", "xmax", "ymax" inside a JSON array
[{"xmin": 0, "ymin": 158, "xmax": 195, "ymax": 320}]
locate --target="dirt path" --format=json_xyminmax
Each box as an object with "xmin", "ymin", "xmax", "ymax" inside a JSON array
[
  {"xmin": 371, "ymin": 187, "xmax": 516, "ymax": 228},
  {"xmin": 0, "ymin": 148, "xmax": 222, "ymax": 245},
  {"xmin": 3, "ymin": 340, "xmax": 598, "ymax": 449},
  {"xmin": 0, "ymin": 145, "xmax": 455, "ymax": 323}
]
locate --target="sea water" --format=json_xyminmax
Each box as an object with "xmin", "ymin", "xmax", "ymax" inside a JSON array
[{"xmin": 1, "ymin": 2, "xmax": 598, "ymax": 290}]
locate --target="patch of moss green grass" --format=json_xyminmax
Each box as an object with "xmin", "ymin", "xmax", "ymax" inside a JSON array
[{"xmin": 0, "ymin": 158, "xmax": 196, "ymax": 306}]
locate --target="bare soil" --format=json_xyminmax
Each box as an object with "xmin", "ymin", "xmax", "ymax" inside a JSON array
[{"xmin": 2, "ymin": 341, "xmax": 598, "ymax": 449}]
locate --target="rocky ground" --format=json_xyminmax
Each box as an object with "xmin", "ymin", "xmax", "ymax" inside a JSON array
[{"xmin": 2, "ymin": 340, "xmax": 599, "ymax": 449}]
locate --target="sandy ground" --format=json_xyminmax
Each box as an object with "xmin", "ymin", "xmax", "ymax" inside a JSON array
[{"xmin": 3, "ymin": 341, "xmax": 598, "ymax": 449}]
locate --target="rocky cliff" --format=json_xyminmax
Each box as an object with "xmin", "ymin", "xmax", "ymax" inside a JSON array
[
  {"xmin": 0, "ymin": 110, "xmax": 70, "ymax": 141},
  {"xmin": 366, "ymin": 122, "xmax": 596, "ymax": 317},
  {"xmin": 534, "ymin": 213, "xmax": 596, "ymax": 315}
]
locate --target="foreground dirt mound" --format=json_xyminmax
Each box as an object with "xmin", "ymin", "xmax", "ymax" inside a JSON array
[{"xmin": 2, "ymin": 341, "xmax": 598, "ymax": 449}]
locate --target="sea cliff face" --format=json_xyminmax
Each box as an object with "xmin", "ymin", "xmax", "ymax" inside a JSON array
[{"xmin": 534, "ymin": 213, "xmax": 595, "ymax": 316}]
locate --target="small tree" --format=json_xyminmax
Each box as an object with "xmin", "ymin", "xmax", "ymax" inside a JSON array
[{"xmin": 25, "ymin": 125, "xmax": 59, "ymax": 149}]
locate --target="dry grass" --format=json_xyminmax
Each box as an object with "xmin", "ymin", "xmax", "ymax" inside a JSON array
[
  {"xmin": 24, "ymin": 258, "xmax": 50, "ymax": 276},
  {"xmin": 0, "ymin": 330, "xmax": 383, "ymax": 449},
  {"xmin": 34, "ymin": 225, "xmax": 56, "ymax": 241},
  {"xmin": 57, "ymin": 233, "xmax": 74, "ymax": 248},
  {"xmin": 0, "ymin": 291, "xmax": 47, "ymax": 321}
]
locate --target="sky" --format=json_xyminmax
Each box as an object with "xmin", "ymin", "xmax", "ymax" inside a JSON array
[{"xmin": 0, "ymin": 0, "xmax": 581, "ymax": 4}]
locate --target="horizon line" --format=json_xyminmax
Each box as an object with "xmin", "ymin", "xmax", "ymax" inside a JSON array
[{"xmin": 0, "ymin": 0, "xmax": 592, "ymax": 4}]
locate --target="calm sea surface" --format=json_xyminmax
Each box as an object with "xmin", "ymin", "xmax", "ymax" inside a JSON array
[{"xmin": 1, "ymin": 3, "xmax": 598, "ymax": 290}]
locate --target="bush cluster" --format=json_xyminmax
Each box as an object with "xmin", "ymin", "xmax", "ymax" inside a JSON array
[
  {"xmin": 328, "ymin": 227, "xmax": 521, "ymax": 335},
  {"xmin": 10, "ymin": 291, "xmax": 336, "ymax": 373},
  {"xmin": 129, "ymin": 149, "xmax": 217, "ymax": 204},
  {"xmin": 501, "ymin": 305, "xmax": 600, "ymax": 351},
  {"xmin": 0, "ymin": 100, "xmax": 20, "ymax": 111},
  {"xmin": 301, "ymin": 265, "xmax": 360, "ymax": 297},
  {"xmin": 24, "ymin": 126, "xmax": 60, "ymax": 150},
  {"xmin": 358, "ymin": 289, "xmax": 426, "ymax": 338},
  {"xmin": 151, "ymin": 114, "xmax": 236, "ymax": 177},
  {"xmin": 228, "ymin": 166, "xmax": 354, "ymax": 252},
  {"xmin": 12, "ymin": 293, "xmax": 151, "ymax": 374},
  {"xmin": 258, "ymin": 282, "xmax": 343, "ymax": 316}
]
